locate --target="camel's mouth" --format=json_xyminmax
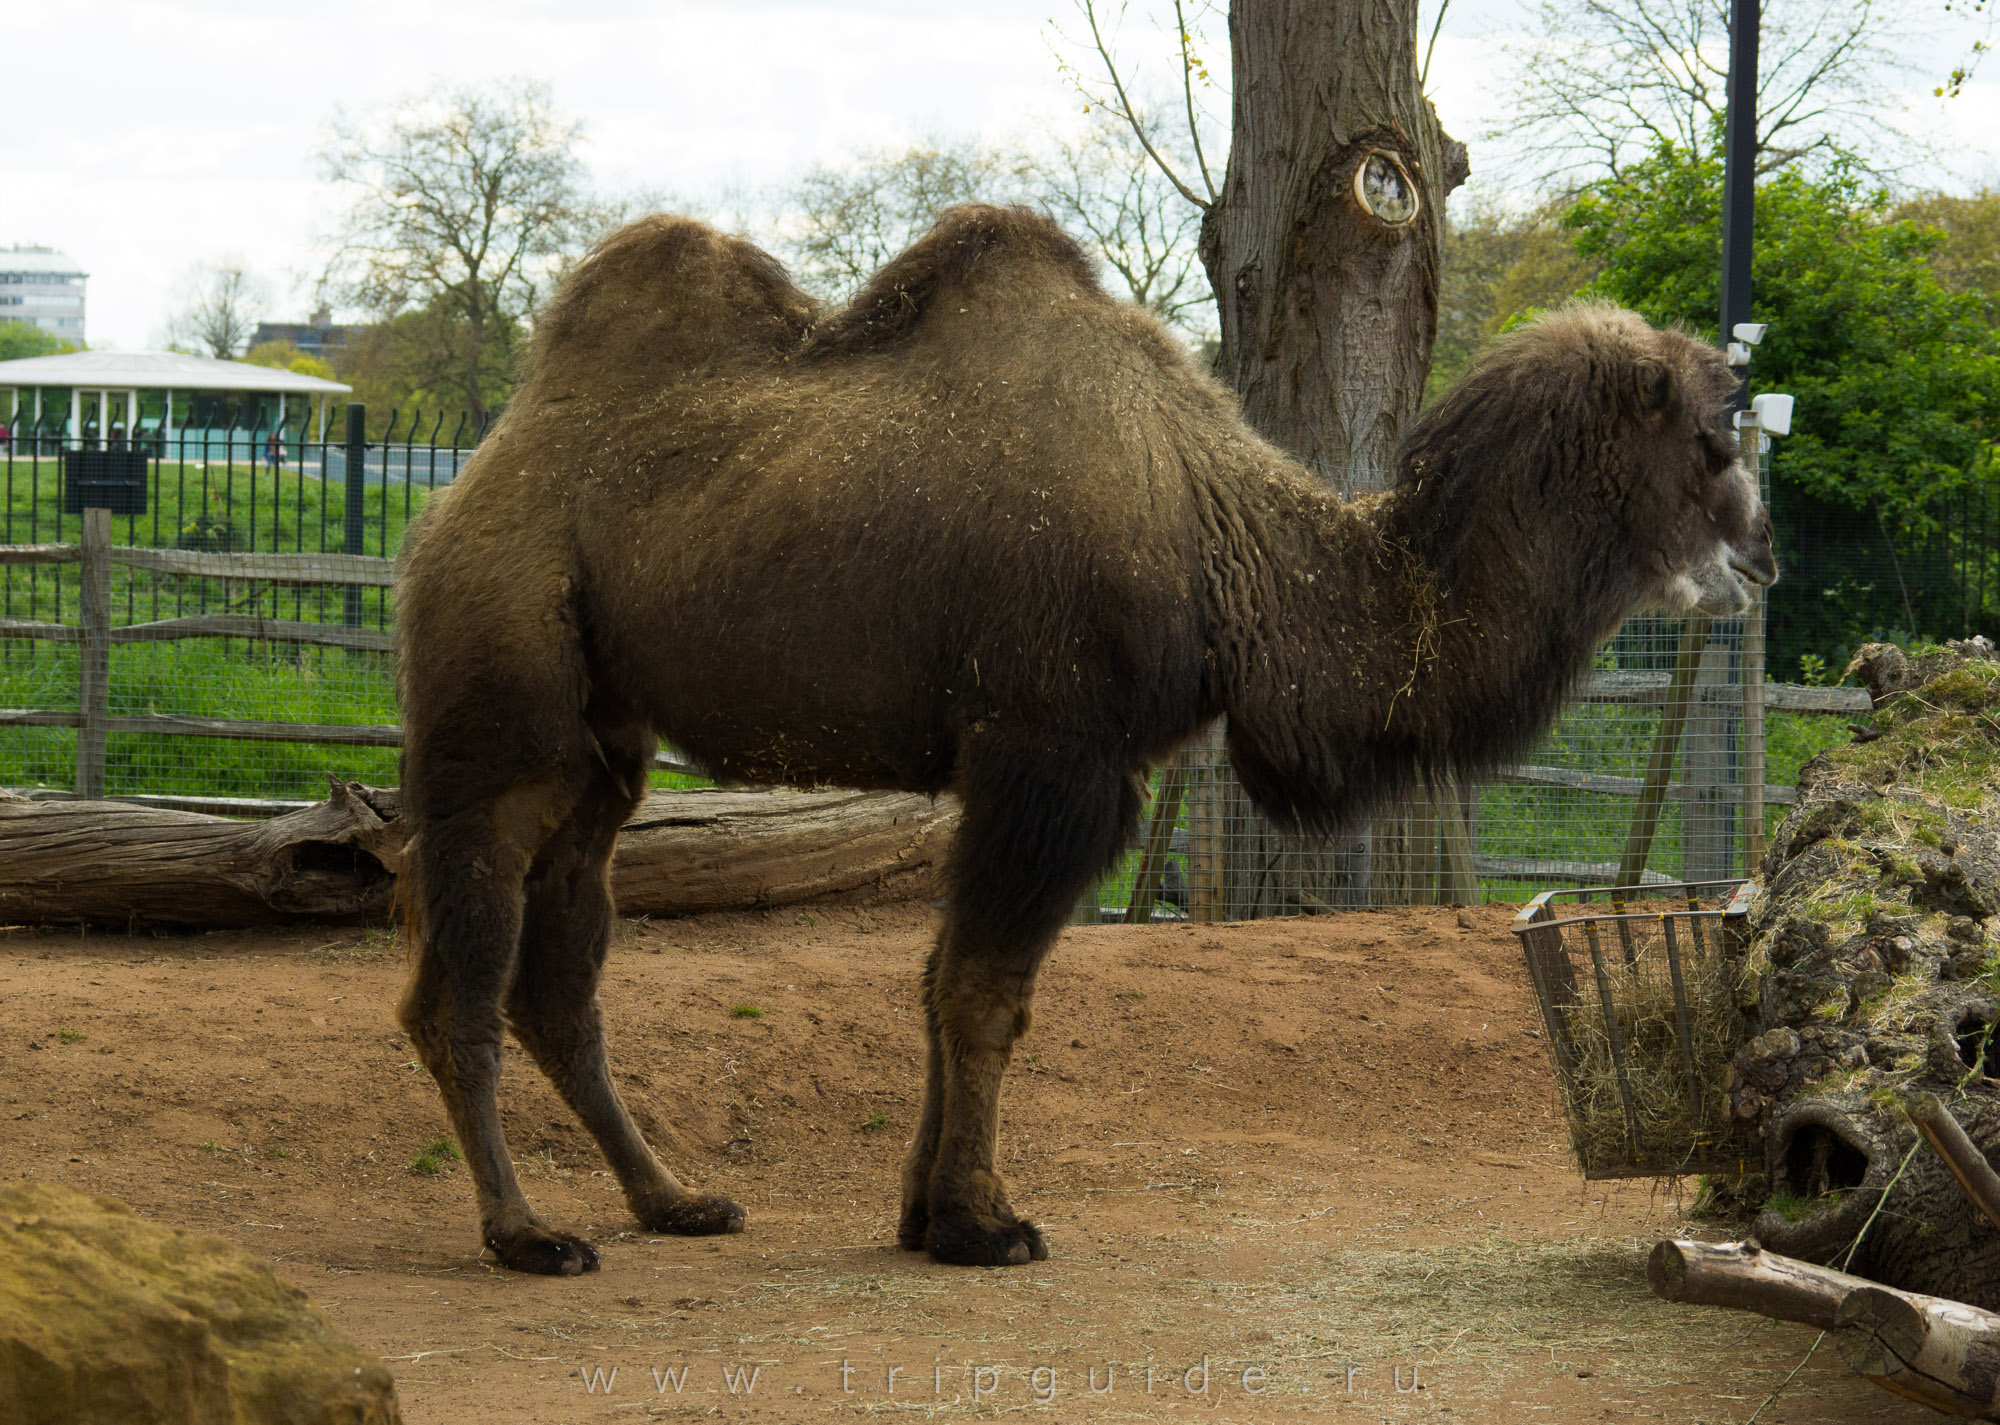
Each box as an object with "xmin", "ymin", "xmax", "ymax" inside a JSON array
[
  {"xmin": 1729, "ymin": 548, "xmax": 1778, "ymax": 588},
  {"xmin": 1686, "ymin": 527, "xmax": 1778, "ymax": 616}
]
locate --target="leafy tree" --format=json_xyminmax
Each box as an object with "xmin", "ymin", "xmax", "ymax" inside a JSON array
[
  {"xmin": 1894, "ymin": 188, "xmax": 2000, "ymax": 313},
  {"xmin": 1569, "ymin": 144, "xmax": 1998, "ymax": 527},
  {"xmin": 320, "ymin": 79, "xmax": 603, "ymax": 426},
  {"xmin": 1566, "ymin": 142, "xmax": 2000, "ymax": 665},
  {"xmin": 325, "ymin": 308, "xmax": 489, "ymax": 441},
  {"xmin": 242, "ymin": 339, "xmax": 337, "ymax": 382},
  {"xmin": 0, "ymin": 323, "xmax": 78, "ymax": 362}
]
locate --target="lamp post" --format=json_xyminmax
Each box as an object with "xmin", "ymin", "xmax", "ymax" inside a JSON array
[{"xmin": 1721, "ymin": 0, "xmax": 1759, "ymax": 414}]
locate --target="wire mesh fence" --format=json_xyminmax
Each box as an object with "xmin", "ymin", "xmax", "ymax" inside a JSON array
[
  {"xmin": 0, "ymin": 406, "xmax": 473, "ymax": 804},
  {"xmin": 1076, "ymin": 424, "xmax": 1872, "ymax": 918},
  {"xmin": 0, "ymin": 405, "xmax": 1906, "ymax": 909}
]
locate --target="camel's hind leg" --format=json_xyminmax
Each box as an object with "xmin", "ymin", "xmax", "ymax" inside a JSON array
[
  {"xmin": 399, "ymin": 774, "xmax": 594, "ymax": 1275},
  {"xmin": 900, "ymin": 737, "xmax": 1141, "ymax": 1266},
  {"xmin": 505, "ymin": 727, "xmax": 746, "ymax": 1239}
]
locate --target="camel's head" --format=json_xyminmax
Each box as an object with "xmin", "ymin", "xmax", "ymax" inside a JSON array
[
  {"xmin": 1590, "ymin": 310, "xmax": 1777, "ymax": 618},
  {"xmin": 1394, "ymin": 304, "xmax": 1777, "ymax": 625},
  {"xmin": 1633, "ymin": 332, "xmax": 1779, "ymax": 617}
]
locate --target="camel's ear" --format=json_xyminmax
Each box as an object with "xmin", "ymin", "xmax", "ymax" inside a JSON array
[{"xmin": 1633, "ymin": 357, "xmax": 1675, "ymax": 413}]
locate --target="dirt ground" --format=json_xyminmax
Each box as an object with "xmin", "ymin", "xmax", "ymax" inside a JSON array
[{"xmin": 0, "ymin": 903, "xmax": 1930, "ymax": 1422}]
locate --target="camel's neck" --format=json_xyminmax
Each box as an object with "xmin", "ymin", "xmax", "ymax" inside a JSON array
[{"xmin": 1206, "ymin": 463, "xmax": 1622, "ymax": 835}]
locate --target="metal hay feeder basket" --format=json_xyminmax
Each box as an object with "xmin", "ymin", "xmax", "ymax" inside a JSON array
[{"xmin": 1511, "ymin": 880, "xmax": 1756, "ymax": 1179}]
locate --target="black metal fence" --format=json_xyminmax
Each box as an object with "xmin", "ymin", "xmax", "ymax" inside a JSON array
[
  {"xmin": 0, "ymin": 404, "xmax": 480, "ymax": 802},
  {"xmin": 1767, "ymin": 472, "xmax": 2000, "ymax": 682},
  {"xmin": 1, "ymin": 403, "xmax": 479, "ymax": 631}
]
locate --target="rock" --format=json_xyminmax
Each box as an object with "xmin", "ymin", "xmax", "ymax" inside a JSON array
[
  {"xmin": 1846, "ymin": 637, "xmax": 1997, "ymax": 705},
  {"xmin": 0, "ymin": 1182, "xmax": 401, "ymax": 1424}
]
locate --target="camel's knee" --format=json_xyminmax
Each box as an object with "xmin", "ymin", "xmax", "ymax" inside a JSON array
[
  {"xmin": 398, "ymin": 986, "xmax": 504, "ymax": 1097},
  {"xmin": 932, "ymin": 980, "xmax": 1033, "ymax": 1058},
  {"xmin": 505, "ymin": 990, "xmax": 605, "ymax": 1076}
]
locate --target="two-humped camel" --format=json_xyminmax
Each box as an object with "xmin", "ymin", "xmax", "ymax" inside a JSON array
[{"xmin": 395, "ymin": 205, "xmax": 1775, "ymax": 1272}]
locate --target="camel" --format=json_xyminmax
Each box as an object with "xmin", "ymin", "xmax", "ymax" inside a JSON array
[{"xmin": 394, "ymin": 204, "xmax": 1776, "ymax": 1274}]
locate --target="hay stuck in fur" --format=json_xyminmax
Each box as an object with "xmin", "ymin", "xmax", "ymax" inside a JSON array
[{"xmin": 1514, "ymin": 885, "xmax": 1756, "ymax": 1177}]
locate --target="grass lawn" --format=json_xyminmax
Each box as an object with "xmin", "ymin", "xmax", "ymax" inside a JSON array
[{"xmin": 2, "ymin": 450, "xmax": 1853, "ymax": 898}]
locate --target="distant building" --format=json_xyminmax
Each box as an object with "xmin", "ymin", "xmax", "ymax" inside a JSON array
[
  {"xmin": 251, "ymin": 307, "xmax": 369, "ymax": 360},
  {"xmin": 0, "ymin": 246, "xmax": 88, "ymax": 342},
  {"xmin": 0, "ymin": 348, "xmax": 350, "ymax": 444}
]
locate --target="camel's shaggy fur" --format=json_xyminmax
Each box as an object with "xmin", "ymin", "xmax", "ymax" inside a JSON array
[{"xmin": 395, "ymin": 204, "xmax": 1775, "ymax": 1274}]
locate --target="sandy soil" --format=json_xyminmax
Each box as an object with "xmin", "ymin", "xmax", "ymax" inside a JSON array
[{"xmin": 0, "ymin": 904, "xmax": 1928, "ymax": 1422}]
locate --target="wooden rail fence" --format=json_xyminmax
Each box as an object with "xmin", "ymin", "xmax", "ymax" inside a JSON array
[
  {"xmin": 6, "ymin": 524, "xmax": 1875, "ymax": 876},
  {"xmin": 1, "ymin": 516, "xmax": 401, "ymax": 798}
]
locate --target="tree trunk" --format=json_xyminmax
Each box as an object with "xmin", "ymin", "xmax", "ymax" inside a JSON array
[
  {"xmin": 1190, "ymin": 0, "xmax": 1470, "ymax": 914},
  {"xmin": 1203, "ymin": 0, "xmax": 1468, "ymax": 486},
  {"xmin": 1715, "ymin": 640, "xmax": 2000, "ymax": 1309},
  {"xmin": 0, "ymin": 783, "xmax": 955, "ymax": 929}
]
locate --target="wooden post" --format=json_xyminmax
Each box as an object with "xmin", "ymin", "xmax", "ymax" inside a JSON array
[
  {"xmin": 1125, "ymin": 754, "xmax": 1191, "ymax": 924},
  {"xmin": 1436, "ymin": 776, "xmax": 1479, "ymax": 903},
  {"xmin": 74, "ymin": 506, "xmax": 111, "ymax": 800},
  {"xmin": 1741, "ymin": 412, "xmax": 1768, "ymax": 872},
  {"xmin": 1618, "ymin": 612, "xmax": 1712, "ymax": 886},
  {"xmin": 1684, "ymin": 635, "xmax": 1738, "ymax": 881},
  {"xmin": 1186, "ymin": 722, "xmax": 1225, "ymax": 923},
  {"xmin": 342, "ymin": 402, "xmax": 366, "ymax": 628}
]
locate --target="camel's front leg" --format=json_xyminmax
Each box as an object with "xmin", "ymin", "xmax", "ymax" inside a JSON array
[{"xmin": 902, "ymin": 739, "xmax": 1141, "ymax": 1266}]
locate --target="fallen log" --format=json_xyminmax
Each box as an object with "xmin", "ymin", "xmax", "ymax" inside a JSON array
[
  {"xmin": 1651, "ymin": 1240, "xmax": 2000, "ymax": 1420},
  {"xmin": 1646, "ymin": 1239, "xmax": 1880, "ymax": 1331},
  {"xmin": 1835, "ymin": 1285, "xmax": 2000, "ymax": 1419},
  {"xmin": 0, "ymin": 781, "xmax": 956, "ymax": 929}
]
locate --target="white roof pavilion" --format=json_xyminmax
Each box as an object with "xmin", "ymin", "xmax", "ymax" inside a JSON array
[{"xmin": 0, "ymin": 349, "xmax": 351, "ymax": 440}]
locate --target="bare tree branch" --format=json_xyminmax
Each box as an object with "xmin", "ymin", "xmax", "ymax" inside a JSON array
[
  {"xmin": 1494, "ymin": 0, "xmax": 1918, "ymax": 184},
  {"xmin": 1074, "ymin": 0, "xmax": 1211, "ymax": 212},
  {"xmin": 1421, "ymin": 0, "xmax": 1452, "ymax": 91},
  {"xmin": 165, "ymin": 260, "xmax": 267, "ymax": 359},
  {"xmin": 1174, "ymin": 0, "xmax": 1220, "ymax": 202},
  {"xmin": 771, "ymin": 126, "xmax": 1215, "ymax": 343}
]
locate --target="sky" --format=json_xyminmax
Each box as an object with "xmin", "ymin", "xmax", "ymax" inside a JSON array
[{"xmin": 7, "ymin": 0, "xmax": 1997, "ymax": 351}]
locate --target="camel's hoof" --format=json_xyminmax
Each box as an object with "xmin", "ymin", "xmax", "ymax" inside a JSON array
[
  {"xmin": 636, "ymin": 1191, "xmax": 746, "ymax": 1236},
  {"xmin": 924, "ymin": 1215, "xmax": 1048, "ymax": 1267},
  {"xmin": 486, "ymin": 1225, "xmax": 600, "ymax": 1276}
]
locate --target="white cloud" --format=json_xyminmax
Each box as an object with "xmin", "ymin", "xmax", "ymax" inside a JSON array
[{"xmin": 11, "ymin": 0, "xmax": 1994, "ymax": 349}]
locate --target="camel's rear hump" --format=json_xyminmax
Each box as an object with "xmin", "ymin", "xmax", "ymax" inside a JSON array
[{"xmin": 523, "ymin": 216, "xmax": 819, "ymax": 400}]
